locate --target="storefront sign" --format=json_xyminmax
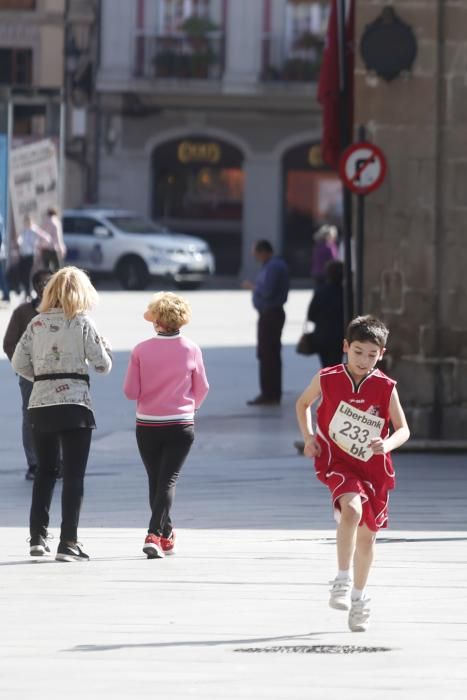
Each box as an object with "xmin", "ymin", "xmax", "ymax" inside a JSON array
[
  {"xmin": 177, "ymin": 140, "xmax": 222, "ymax": 164},
  {"xmin": 307, "ymin": 143, "xmax": 324, "ymax": 168},
  {"xmin": 9, "ymin": 138, "xmax": 59, "ymax": 231}
]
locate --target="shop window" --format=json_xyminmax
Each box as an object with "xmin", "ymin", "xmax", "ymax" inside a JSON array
[
  {"xmin": 283, "ymin": 142, "xmax": 343, "ymax": 276},
  {"xmin": 159, "ymin": 0, "xmax": 211, "ymax": 34},
  {"xmin": 285, "ymin": 1, "xmax": 330, "ymax": 51},
  {"xmin": 152, "ymin": 137, "xmax": 244, "ymax": 274},
  {"xmin": 0, "ymin": 48, "xmax": 33, "ymax": 85},
  {"xmin": 153, "ymin": 138, "xmax": 243, "ymax": 221}
]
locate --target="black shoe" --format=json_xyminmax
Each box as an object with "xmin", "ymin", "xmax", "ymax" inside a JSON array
[
  {"xmin": 30, "ymin": 534, "xmax": 51, "ymax": 557},
  {"xmin": 56, "ymin": 542, "xmax": 90, "ymax": 562},
  {"xmin": 25, "ymin": 465, "xmax": 37, "ymax": 481},
  {"xmin": 246, "ymin": 396, "xmax": 281, "ymax": 406}
]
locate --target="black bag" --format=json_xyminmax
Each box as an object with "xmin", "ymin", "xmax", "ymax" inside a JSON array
[{"xmin": 296, "ymin": 331, "xmax": 320, "ymax": 356}]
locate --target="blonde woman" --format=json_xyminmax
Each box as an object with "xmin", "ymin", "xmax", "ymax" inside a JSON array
[
  {"xmin": 12, "ymin": 266, "xmax": 112, "ymax": 562},
  {"xmin": 124, "ymin": 292, "xmax": 209, "ymax": 559}
]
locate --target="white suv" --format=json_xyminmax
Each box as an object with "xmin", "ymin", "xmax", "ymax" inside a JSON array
[{"xmin": 63, "ymin": 209, "xmax": 215, "ymax": 290}]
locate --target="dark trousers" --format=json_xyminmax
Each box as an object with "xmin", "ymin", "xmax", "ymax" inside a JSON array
[
  {"xmin": 257, "ymin": 306, "xmax": 286, "ymax": 401},
  {"xmin": 0, "ymin": 259, "xmax": 9, "ymax": 300},
  {"xmin": 30, "ymin": 428, "xmax": 92, "ymax": 542},
  {"xmin": 19, "ymin": 377, "xmax": 37, "ymax": 468},
  {"xmin": 18, "ymin": 255, "xmax": 34, "ymax": 296},
  {"xmin": 41, "ymin": 249, "xmax": 62, "ymax": 273},
  {"xmin": 136, "ymin": 424, "xmax": 194, "ymax": 537}
]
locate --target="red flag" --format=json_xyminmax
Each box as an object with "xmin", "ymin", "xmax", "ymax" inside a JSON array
[{"xmin": 318, "ymin": 0, "xmax": 355, "ymax": 170}]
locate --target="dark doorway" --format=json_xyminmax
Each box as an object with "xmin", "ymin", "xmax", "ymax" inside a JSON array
[
  {"xmin": 282, "ymin": 142, "xmax": 343, "ymax": 277},
  {"xmin": 152, "ymin": 136, "xmax": 244, "ymax": 274}
]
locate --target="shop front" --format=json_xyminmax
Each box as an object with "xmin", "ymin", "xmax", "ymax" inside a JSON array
[
  {"xmin": 282, "ymin": 141, "xmax": 342, "ymax": 277},
  {"xmin": 151, "ymin": 135, "xmax": 244, "ymax": 274}
]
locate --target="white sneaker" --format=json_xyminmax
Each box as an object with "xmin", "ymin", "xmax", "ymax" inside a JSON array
[
  {"xmin": 329, "ymin": 577, "xmax": 352, "ymax": 610},
  {"xmin": 348, "ymin": 597, "xmax": 371, "ymax": 632}
]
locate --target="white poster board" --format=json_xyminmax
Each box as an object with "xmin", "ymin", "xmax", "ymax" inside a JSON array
[{"xmin": 9, "ymin": 138, "xmax": 59, "ymax": 233}]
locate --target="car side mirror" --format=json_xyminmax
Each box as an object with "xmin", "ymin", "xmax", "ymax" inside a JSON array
[{"xmin": 93, "ymin": 226, "xmax": 111, "ymax": 238}]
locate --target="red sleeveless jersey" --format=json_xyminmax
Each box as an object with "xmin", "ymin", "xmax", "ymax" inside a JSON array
[{"xmin": 314, "ymin": 364, "xmax": 397, "ymax": 530}]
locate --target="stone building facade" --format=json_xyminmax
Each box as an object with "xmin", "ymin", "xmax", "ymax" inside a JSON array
[
  {"xmin": 96, "ymin": 0, "xmax": 342, "ymax": 278},
  {"xmin": 355, "ymin": 0, "xmax": 467, "ymax": 439}
]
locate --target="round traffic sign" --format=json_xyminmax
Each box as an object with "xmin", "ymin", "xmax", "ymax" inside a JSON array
[{"xmin": 339, "ymin": 142, "xmax": 387, "ymax": 195}]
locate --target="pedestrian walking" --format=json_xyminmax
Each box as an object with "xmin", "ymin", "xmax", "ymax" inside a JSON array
[
  {"xmin": 123, "ymin": 292, "xmax": 209, "ymax": 559},
  {"xmin": 3, "ymin": 269, "xmax": 52, "ymax": 480},
  {"xmin": 296, "ymin": 315, "xmax": 410, "ymax": 631},
  {"xmin": 307, "ymin": 260, "xmax": 344, "ymax": 368},
  {"xmin": 311, "ymin": 224, "xmax": 340, "ymax": 288},
  {"xmin": 11, "ymin": 266, "xmax": 112, "ymax": 562},
  {"xmin": 38, "ymin": 207, "xmax": 66, "ymax": 272},
  {"xmin": 17, "ymin": 215, "xmax": 51, "ymax": 300},
  {"xmin": 243, "ymin": 240, "xmax": 289, "ymax": 406}
]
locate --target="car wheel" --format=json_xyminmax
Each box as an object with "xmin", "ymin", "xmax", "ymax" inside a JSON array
[
  {"xmin": 117, "ymin": 256, "xmax": 150, "ymax": 290},
  {"xmin": 175, "ymin": 281, "xmax": 203, "ymax": 290}
]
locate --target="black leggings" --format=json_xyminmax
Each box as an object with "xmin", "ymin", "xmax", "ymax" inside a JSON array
[
  {"xmin": 30, "ymin": 428, "xmax": 92, "ymax": 543},
  {"xmin": 18, "ymin": 255, "xmax": 34, "ymax": 296},
  {"xmin": 136, "ymin": 424, "xmax": 194, "ymax": 537}
]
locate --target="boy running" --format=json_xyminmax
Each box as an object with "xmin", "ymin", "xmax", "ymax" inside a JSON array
[{"xmin": 296, "ymin": 315, "xmax": 410, "ymax": 632}]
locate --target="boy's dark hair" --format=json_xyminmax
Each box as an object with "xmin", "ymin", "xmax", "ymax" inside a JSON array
[
  {"xmin": 254, "ymin": 239, "xmax": 273, "ymax": 254},
  {"xmin": 345, "ymin": 315, "xmax": 389, "ymax": 348}
]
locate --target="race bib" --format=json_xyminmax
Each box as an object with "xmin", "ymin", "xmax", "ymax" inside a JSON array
[{"xmin": 329, "ymin": 400, "xmax": 385, "ymax": 462}]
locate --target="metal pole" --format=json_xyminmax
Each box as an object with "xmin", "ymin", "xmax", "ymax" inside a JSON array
[
  {"xmin": 337, "ymin": 0, "xmax": 354, "ymax": 326},
  {"xmin": 355, "ymin": 124, "xmax": 366, "ymax": 315},
  {"xmin": 356, "ymin": 192, "xmax": 364, "ymax": 315},
  {"xmin": 6, "ymin": 96, "xmax": 13, "ymax": 255}
]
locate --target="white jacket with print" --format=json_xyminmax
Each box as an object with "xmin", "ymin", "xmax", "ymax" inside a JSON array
[{"xmin": 11, "ymin": 309, "xmax": 112, "ymax": 413}]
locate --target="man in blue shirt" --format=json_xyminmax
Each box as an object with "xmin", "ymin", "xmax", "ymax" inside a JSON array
[{"xmin": 244, "ymin": 239, "xmax": 289, "ymax": 405}]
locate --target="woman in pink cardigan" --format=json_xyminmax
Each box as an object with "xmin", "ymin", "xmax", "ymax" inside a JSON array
[{"xmin": 123, "ymin": 292, "xmax": 209, "ymax": 559}]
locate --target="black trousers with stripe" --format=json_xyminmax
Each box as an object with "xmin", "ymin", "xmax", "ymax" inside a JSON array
[{"xmin": 136, "ymin": 424, "xmax": 194, "ymax": 537}]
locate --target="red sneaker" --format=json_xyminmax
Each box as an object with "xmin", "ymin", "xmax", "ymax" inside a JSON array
[
  {"xmin": 160, "ymin": 531, "xmax": 176, "ymax": 555},
  {"xmin": 142, "ymin": 534, "xmax": 164, "ymax": 559}
]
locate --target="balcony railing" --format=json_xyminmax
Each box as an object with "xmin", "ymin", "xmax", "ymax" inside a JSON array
[
  {"xmin": 260, "ymin": 33, "xmax": 324, "ymax": 83},
  {"xmin": 134, "ymin": 32, "xmax": 224, "ymax": 81}
]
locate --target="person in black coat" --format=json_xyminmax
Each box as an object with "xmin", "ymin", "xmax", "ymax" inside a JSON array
[
  {"xmin": 3, "ymin": 269, "xmax": 52, "ymax": 479},
  {"xmin": 307, "ymin": 260, "xmax": 344, "ymax": 368}
]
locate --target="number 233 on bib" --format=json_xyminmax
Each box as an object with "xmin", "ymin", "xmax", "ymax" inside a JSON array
[{"xmin": 329, "ymin": 400, "xmax": 385, "ymax": 462}]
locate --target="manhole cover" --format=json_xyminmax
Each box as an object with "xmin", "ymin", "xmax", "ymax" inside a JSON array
[{"xmin": 234, "ymin": 645, "xmax": 392, "ymax": 654}]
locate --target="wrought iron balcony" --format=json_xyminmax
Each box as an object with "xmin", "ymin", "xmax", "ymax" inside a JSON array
[
  {"xmin": 260, "ymin": 33, "xmax": 324, "ymax": 83},
  {"xmin": 134, "ymin": 32, "xmax": 225, "ymax": 81}
]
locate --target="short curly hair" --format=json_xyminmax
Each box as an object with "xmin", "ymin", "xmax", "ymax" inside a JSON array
[{"xmin": 145, "ymin": 292, "xmax": 192, "ymax": 331}]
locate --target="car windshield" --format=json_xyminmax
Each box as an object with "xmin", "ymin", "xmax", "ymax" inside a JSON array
[{"xmin": 106, "ymin": 216, "xmax": 168, "ymax": 234}]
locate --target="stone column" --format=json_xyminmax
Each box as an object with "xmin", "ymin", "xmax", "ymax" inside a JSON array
[
  {"xmin": 223, "ymin": 0, "xmax": 263, "ymax": 90},
  {"xmin": 99, "ymin": 0, "xmax": 134, "ymax": 83},
  {"xmin": 355, "ymin": 0, "xmax": 467, "ymax": 439}
]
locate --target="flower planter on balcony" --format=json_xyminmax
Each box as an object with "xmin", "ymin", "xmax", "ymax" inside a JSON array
[{"xmin": 281, "ymin": 57, "xmax": 321, "ymax": 82}]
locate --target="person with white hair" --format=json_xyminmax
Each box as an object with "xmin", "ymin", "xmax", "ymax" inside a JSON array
[{"xmin": 311, "ymin": 224, "xmax": 340, "ymax": 287}]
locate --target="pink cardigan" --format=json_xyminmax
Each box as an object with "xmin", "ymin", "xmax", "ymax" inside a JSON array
[{"xmin": 123, "ymin": 334, "xmax": 209, "ymax": 426}]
